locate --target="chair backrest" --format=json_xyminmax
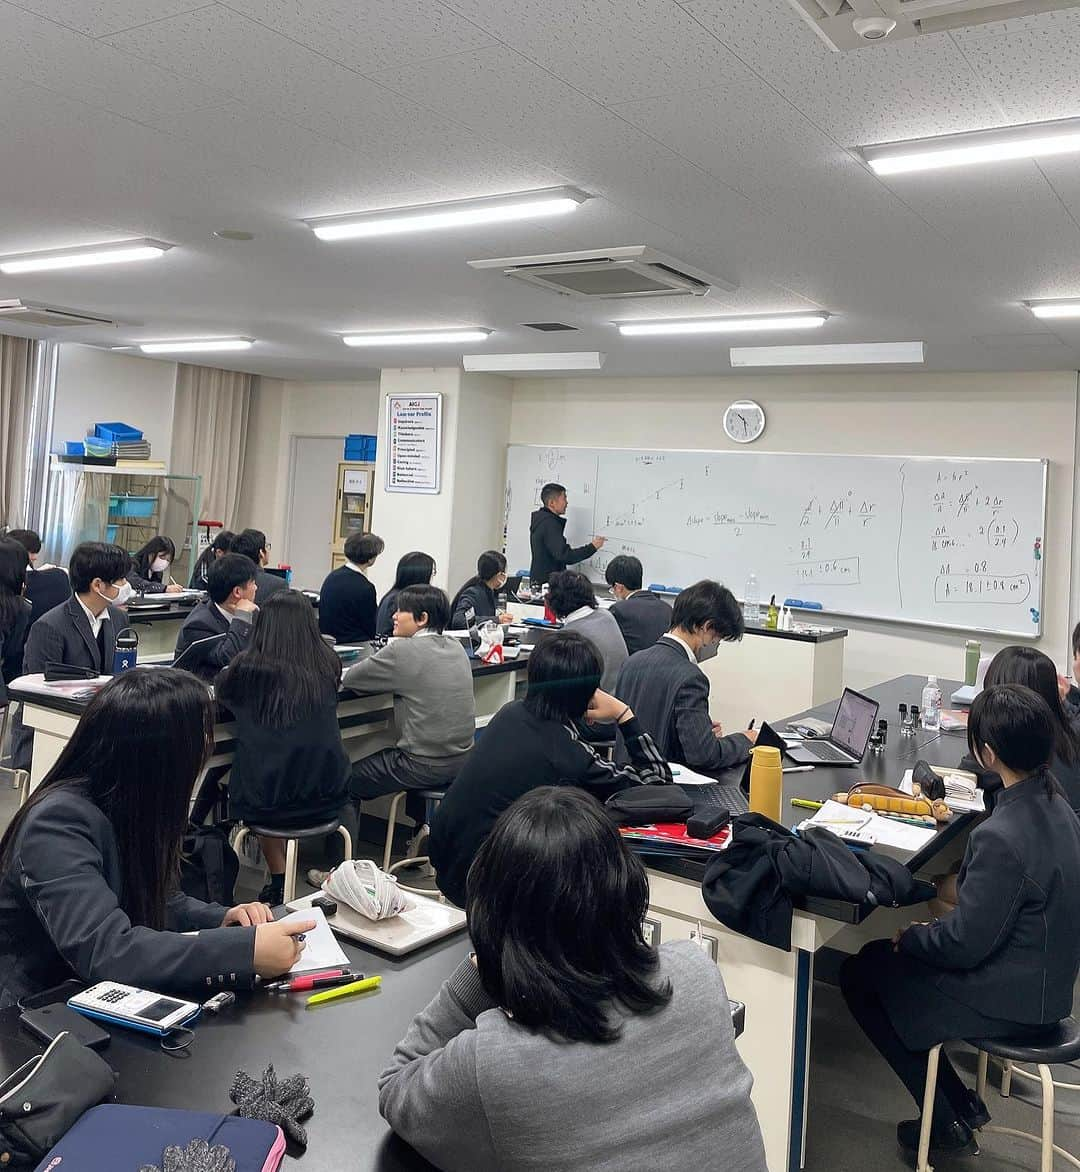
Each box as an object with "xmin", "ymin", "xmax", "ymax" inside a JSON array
[{"xmin": 26, "ymin": 568, "xmax": 73, "ymax": 625}]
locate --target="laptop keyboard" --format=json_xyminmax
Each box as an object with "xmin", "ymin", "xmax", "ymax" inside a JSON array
[
  {"xmin": 691, "ymin": 783, "xmax": 749, "ymax": 816},
  {"xmin": 805, "ymin": 740, "xmax": 853, "ymax": 763}
]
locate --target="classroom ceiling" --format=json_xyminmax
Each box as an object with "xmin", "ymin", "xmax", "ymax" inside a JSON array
[{"xmin": 2, "ymin": 0, "xmax": 1080, "ymax": 379}]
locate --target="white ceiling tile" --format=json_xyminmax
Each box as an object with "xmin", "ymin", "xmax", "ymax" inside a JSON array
[{"xmin": 6, "ymin": 0, "xmax": 209, "ymax": 37}]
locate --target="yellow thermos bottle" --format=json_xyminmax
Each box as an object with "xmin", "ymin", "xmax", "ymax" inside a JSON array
[{"xmin": 749, "ymin": 745, "xmax": 783, "ymax": 822}]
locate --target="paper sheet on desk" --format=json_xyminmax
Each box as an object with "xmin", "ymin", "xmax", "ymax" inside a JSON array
[
  {"xmin": 278, "ymin": 907, "xmax": 350, "ymax": 975},
  {"xmin": 800, "ymin": 800, "xmax": 938, "ymax": 851},
  {"xmin": 10, "ymin": 672, "xmax": 112, "ymax": 697},
  {"xmin": 900, "ymin": 770, "xmax": 985, "ymax": 813}
]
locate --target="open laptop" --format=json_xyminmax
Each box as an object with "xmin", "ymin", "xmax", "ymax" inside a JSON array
[{"xmin": 785, "ymin": 688, "xmax": 879, "ymax": 767}]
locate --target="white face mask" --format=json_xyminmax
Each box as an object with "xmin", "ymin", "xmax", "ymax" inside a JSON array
[
  {"xmin": 96, "ymin": 581, "xmax": 134, "ymax": 607},
  {"xmin": 150, "ymin": 556, "xmax": 170, "ymax": 573}
]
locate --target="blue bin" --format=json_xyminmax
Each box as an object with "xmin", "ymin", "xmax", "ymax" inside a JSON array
[
  {"xmin": 94, "ymin": 421, "xmax": 143, "ymax": 443},
  {"xmin": 114, "ymin": 496, "xmax": 156, "ymax": 518},
  {"xmin": 106, "ymin": 525, "xmax": 118, "ymax": 542},
  {"xmin": 64, "ymin": 441, "xmax": 85, "ymax": 456},
  {"xmin": 344, "ymin": 433, "xmax": 377, "ymax": 461}
]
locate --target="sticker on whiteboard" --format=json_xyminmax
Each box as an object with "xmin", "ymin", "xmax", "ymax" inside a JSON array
[{"xmin": 385, "ymin": 394, "xmax": 442, "ymax": 494}]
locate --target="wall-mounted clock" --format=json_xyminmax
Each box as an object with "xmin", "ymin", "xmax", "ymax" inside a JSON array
[{"xmin": 723, "ymin": 400, "xmax": 766, "ymax": 444}]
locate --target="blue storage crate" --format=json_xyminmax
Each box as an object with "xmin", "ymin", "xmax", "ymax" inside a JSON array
[
  {"xmin": 106, "ymin": 525, "xmax": 118, "ymax": 542},
  {"xmin": 113, "ymin": 495, "xmax": 156, "ymax": 518},
  {"xmin": 344, "ymin": 433, "xmax": 376, "ymax": 461},
  {"xmin": 94, "ymin": 421, "xmax": 143, "ymax": 443},
  {"xmin": 64, "ymin": 441, "xmax": 85, "ymax": 456}
]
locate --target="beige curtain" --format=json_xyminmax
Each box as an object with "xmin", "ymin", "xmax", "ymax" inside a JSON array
[
  {"xmin": 0, "ymin": 333, "xmax": 37, "ymax": 526},
  {"xmin": 169, "ymin": 363, "xmax": 252, "ymax": 527}
]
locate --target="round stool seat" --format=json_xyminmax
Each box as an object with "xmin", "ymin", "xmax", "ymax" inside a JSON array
[
  {"xmin": 968, "ymin": 1017, "xmax": 1080, "ymax": 1066},
  {"xmin": 415, "ymin": 788, "xmax": 447, "ymax": 801},
  {"xmin": 243, "ymin": 818, "xmax": 343, "ymax": 841}
]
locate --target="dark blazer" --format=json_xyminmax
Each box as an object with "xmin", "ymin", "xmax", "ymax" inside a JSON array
[
  {"xmin": 528, "ymin": 508, "xmax": 596, "ymax": 584},
  {"xmin": 24, "ymin": 567, "xmax": 72, "ymax": 626},
  {"xmin": 22, "ymin": 595, "xmax": 127, "ymax": 677},
  {"xmin": 173, "ymin": 601, "xmax": 252, "ymax": 680},
  {"xmin": 450, "ymin": 581, "xmax": 498, "ymax": 631},
  {"xmin": 610, "ymin": 591, "xmax": 672, "ymax": 656},
  {"xmin": 318, "ymin": 565, "xmax": 377, "ymax": 643},
  {"xmin": 0, "ymin": 786, "xmax": 256, "ymax": 1008},
  {"xmin": 960, "ymin": 747, "xmax": 1080, "ymax": 816},
  {"xmin": 430, "ymin": 700, "xmax": 671, "ymax": 908},
  {"xmin": 127, "ymin": 561, "xmax": 168, "ymax": 595},
  {"xmin": 0, "ymin": 601, "xmax": 31, "ymax": 703},
  {"xmin": 375, "ymin": 588, "xmax": 400, "ymax": 637},
  {"xmin": 897, "ymin": 771, "xmax": 1080, "ymax": 1028},
  {"xmin": 254, "ymin": 568, "xmax": 288, "ymax": 605},
  {"xmin": 614, "ymin": 637, "xmax": 751, "ymax": 774}
]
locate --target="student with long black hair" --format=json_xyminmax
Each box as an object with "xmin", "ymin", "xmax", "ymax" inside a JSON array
[
  {"xmin": 841, "ymin": 684, "xmax": 1080, "ymax": 1160},
  {"xmin": 0, "ymin": 537, "xmax": 30, "ymax": 702},
  {"xmin": 449, "ymin": 550, "xmax": 512, "ymax": 631},
  {"xmin": 128, "ymin": 536, "xmax": 183, "ymax": 595},
  {"xmin": 0, "ymin": 669, "xmax": 312, "ymax": 1007},
  {"xmin": 382, "ymin": 787, "xmax": 766, "ymax": 1172},
  {"xmin": 216, "ymin": 591, "xmax": 349, "ymax": 905},
  {"xmin": 188, "ymin": 529, "xmax": 235, "ymax": 590},
  {"xmin": 375, "ymin": 551, "xmax": 435, "ymax": 637}
]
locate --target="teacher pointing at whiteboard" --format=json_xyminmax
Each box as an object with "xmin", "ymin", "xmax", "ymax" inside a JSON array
[{"xmin": 529, "ymin": 483, "xmax": 605, "ymax": 586}]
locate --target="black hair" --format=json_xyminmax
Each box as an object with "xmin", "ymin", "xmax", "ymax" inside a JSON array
[
  {"xmin": 391, "ymin": 551, "xmax": 435, "ymax": 591},
  {"xmin": 230, "ymin": 529, "xmax": 268, "ymax": 566},
  {"xmin": 605, "ymin": 555, "xmax": 643, "ymax": 592},
  {"xmin": 968, "ymin": 683, "xmax": 1057, "ymax": 797},
  {"xmin": 344, "ymin": 532, "xmax": 385, "ymax": 566},
  {"xmin": 0, "ymin": 669, "xmax": 213, "ymax": 930},
  {"xmin": 523, "ymin": 630, "xmax": 603, "ymax": 724},
  {"xmin": 190, "ymin": 530, "xmax": 235, "ymax": 583},
  {"xmin": 0, "ymin": 537, "xmax": 29, "ymax": 636},
  {"xmin": 466, "ymin": 786, "xmax": 672, "ymax": 1044},
  {"xmin": 450, "ymin": 550, "xmax": 506, "ymax": 619},
  {"xmin": 540, "ymin": 483, "xmax": 566, "ymax": 507},
  {"xmin": 395, "ymin": 584, "xmax": 450, "ymax": 633},
  {"xmin": 132, "ymin": 536, "xmax": 176, "ymax": 579},
  {"xmin": 69, "ymin": 542, "xmax": 131, "ymax": 595},
  {"xmin": 983, "ymin": 646, "xmax": 1080, "ymax": 767},
  {"xmin": 216, "ymin": 591, "xmax": 341, "ymax": 727},
  {"xmin": 6, "ymin": 529, "xmax": 41, "ymax": 556},
  {"xmin": 671, "ymin": 580, "xmax": 744, "ymax": 641},
  {"xmin": 207, "ymin": 552, "xmax": 257, "ymax": 604},
  {"xmin": 1072, "ymin": 621, "xmax": 1080, "ymax": 659},
  {"xmin": 547, "ymin": 570, "xmax": 597, "ymax": 619}
]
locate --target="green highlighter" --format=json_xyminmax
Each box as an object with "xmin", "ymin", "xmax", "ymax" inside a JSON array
[{"xmin": 306, "ymin": 974, "xmax": 382, "ymax": 1008}]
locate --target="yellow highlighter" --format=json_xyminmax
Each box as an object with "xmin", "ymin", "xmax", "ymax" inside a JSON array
[{"xmin": 306, "ymin": 974, "xmax": 382, "ymax": 1007}]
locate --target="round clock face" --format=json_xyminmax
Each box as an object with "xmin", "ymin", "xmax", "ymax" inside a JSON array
[{"xmin": 723, "ymin": 400, "xmax": 766, "ymax": 444}]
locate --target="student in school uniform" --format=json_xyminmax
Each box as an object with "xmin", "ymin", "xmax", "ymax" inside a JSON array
[
  {"xmin": 0, "ymin": 669, "xmax": 313, "ymax": 1007},
  {"xmin": 7, "ymin": 529, "xmax": 71, "ymax": 625},
  {"xmin": 547, "ymin": 570, "xmax": 628, "ymax": 693},
  {"xmin": 449, "ymin": 550, "xmax": 514, "ymax": 632},
  {"xmin": 0, "ymin": 538, "xmax": 31, "ymax": 703},
  {"xmin": 375, "ymin": 551, "xmax": 435, "ymax": 637},
  {"xmin": 605, "ymin": 554, "xmax": 672, "ymax": 655},
  {"xmin": 614, "ymin": 580, "xmax": 758, "ymax": 775},
  {"xmin": 429, "ymin": 630, "xmax": 671, "ymax": 909},
  {"xmin": 216, "ymin": 592, "xmax": 350, "ymax": 906},
  {"xmin": 317, "ymin": 532, "xmax": 385, "ymax": 644},
  {"xmin": 841, "ymin": 684, "xmax": 1080, "ymax": 1160},
  {"xmin": 173, "ymin": 553, "xmax": 258, "ymax": 681},
  {"xmin": 381, "ymin": 787, "xmax": 766, "ymax": 1172},
  {"xmin": 127, "ymin": 536, "xmax": 184, "ymax": 595},
  {"xmin": 229, "ymin": 529, "xmax": 288, "ymax": 604},
  {"xmin": 188, "ymin": 529, "xmax": 235, "ymax": 590}
]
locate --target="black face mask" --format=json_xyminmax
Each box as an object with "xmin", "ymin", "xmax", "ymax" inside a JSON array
[{"xmin": 695, "ymin": 640, "xmax": 719, "ymax": 663}]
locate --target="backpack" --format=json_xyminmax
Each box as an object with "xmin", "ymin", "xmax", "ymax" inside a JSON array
[{"xmin": 179, "ymin": 822, "xmax": 239, "ymax": 906}]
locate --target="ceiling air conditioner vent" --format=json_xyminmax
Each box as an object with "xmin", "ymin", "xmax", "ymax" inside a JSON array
[
  {"xmin": 0, "ymin": 299, "xmax": 117, "ymax": 327},
  {"xmin": 468, "ymin": 246, "xmax": 734, "ymax": 299}
]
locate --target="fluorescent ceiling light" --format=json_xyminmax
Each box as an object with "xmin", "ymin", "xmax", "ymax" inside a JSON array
[
  {"xmin": 0, "ymin": 238, "xmax": 172, "ymax": 275},
  {"xmin": 306, "ymin": 187, "xmax": 589, "ymax": 241},
  {"xmin": 135, "ymin": 338, "xmax": 254, "ymax": 354},
  {"xmin": 342, "ymin": 328, "xmax": 491, "ymax": 347},
  {"xmin": 463, "ymin": 352, "xmax": 605, "ymax": 372},
  {"xmin": 862, "ymin": 117, "xmax": 1080, "ymax": 176},
  {"xmin": 729, "ymin": 341, "xmax": 925, "ymax": 367},
  {"xmin": 617, "ymin": 312, "xmax": 828, "ymax": 337},
  {"xmin": 1025, "ymin": 299, "xmax": 1080, "ymax": 320}
]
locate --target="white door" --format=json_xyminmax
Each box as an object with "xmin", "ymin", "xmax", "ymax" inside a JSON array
[{"xmin": 286, "ymin": 435, "xmax": 345, "ymax": 590}]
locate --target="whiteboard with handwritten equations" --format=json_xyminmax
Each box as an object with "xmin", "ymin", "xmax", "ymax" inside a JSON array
[{"xmin": 504, "ymin": 446, "xmax": 1048, "ymax": 637}]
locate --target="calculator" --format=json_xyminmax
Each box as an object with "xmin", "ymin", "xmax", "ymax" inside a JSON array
[{"xmin": 68, "ymin": 982, "xmax": 201, "ymax": 1037}]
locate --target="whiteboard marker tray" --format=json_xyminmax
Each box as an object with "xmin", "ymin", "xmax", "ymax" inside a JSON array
[{"xmin": 287, "ymin": 890, "xmax": 467, "ymax": 956}]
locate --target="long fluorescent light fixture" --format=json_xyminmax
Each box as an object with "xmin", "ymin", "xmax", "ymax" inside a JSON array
[
  {"xmin": 1025, "ymin": 299, "xmax": 1080, "ymax": 320},
  {"xmin": 617, "ymin": 312, "xmax": 827, "ymax": 337},
  {"xmin": 0, "ymin": 238, "xmax": 172, "ymax": 275},
  {"xmin": 862, "ymin": 117, "xmax": 1080, "ymax": 176},
  {"xmin": 730, "ymin": 341, "xmax": 925, "ymax": 367},
  {"xmin": 463, "ymin": 352, "xmax": 605, "ymax": 372},
  {"xmin": 306, "ymin": 187, "xmax": 589, "ymax": 241},
  {"xmin": 134, "ymin": 338, "xmax": 254, "ymax": 354},
  {"xmin": 342, "ymin": 328, "xmax": 491, "ymax": 347}
]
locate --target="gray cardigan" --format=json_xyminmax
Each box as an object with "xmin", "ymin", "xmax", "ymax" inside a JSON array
[
  {"xmin": 563, "ymin": 607, "xmax": 628, "ymax": 693},
  {"xmin": 379, "ymin": 942, "xmax": 767, "ymax": 1172}
]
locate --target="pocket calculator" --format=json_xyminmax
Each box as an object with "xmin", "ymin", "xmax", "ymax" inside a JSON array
[{"xmin": 68, "ymin": 982, "xmax": 201, "ymax": 1037}]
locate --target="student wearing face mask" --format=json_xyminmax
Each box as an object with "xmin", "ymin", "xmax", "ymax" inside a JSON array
[
  {"xmin": 128, "ymin": 536, "xmax": 184, "ymax": 595},
  {"xmin": 613, "ymin": 580, "xmax": 758, "ymax": 775}
]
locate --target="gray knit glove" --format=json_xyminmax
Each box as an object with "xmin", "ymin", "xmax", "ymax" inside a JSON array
[
  {"xmin": 139, "ymin": 1138, "xmax": 236, "ymax": 1172},
  {"xmin": 229, "ymin": 1063, "xmax": 314, "ymax": 1148}
]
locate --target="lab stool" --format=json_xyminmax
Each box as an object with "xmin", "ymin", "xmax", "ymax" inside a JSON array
[
  {"xmin": 382, "ymin": 788, "xmax": 447, "ymax": 873},
  {"xmin": 916, "ymin": 1017, "xmax": 1080, "ymax": 1172},
  {"xmin": 0, "ymin": 703, "xmax": 29, "ymax": 807},
  {"xmin": 234, "ymin": 818, "xmax": 353, "ymax": 905}
]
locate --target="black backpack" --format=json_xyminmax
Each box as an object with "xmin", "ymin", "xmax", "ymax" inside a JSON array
[{"xmin": 179, "ymin": 822, "xmax": 239, "ymax": 907}]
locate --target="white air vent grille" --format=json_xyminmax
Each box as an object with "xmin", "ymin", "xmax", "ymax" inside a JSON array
[
  {"xmin": 0, "ymin": 300, "xmax": 117, "ymax": 327},
  {"xmin": 788, "ymin": 0, "xmax": 1080, "ymax": 50},
  {"xmin": 468, "ymin": 246, "xmax": 734, "ymax": 299}
]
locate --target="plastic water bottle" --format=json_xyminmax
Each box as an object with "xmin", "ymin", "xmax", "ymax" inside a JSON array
[
  {"xmin": 519, "ymin": 574, "xmax": 531, "ymax": 600},
  {"xmin": 921, "ymin": 675, "xmax": 942, "ymax": 731},
  {"xmin": 743, "ymin": 572, "xmax": 761, "ymax": 626}
]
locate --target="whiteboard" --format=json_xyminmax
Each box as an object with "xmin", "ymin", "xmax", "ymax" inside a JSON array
[{"xmin": 504, "ymin": 446, "xmax": 1048, "ymax": 638}]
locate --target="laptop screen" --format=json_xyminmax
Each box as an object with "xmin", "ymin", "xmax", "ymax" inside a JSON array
[{"xmin": 831, "ymin": 688, "xmax": 879, "ymax": 757}]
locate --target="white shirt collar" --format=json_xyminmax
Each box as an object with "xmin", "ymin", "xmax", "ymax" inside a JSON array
[
  {"xmin": 562, "ymin": 605, "xmax": 594, "ymax": 624},
  {"xmin": 214, "ymin": 602, "xmax": 234, "ymax": 623},
  {"xmin": 344, "ymin": 561, "xmax": 367, "ymax": 575},
  {"xmin": 665, "ymin": 632, "xmax": 696, "ymax": 662},
  {"xmin": 76, "ymin": 593, "xmax": 108, "ymax": 639},
  {"xmin": 413, "ymin": 628, "xmax": 434, "ymax": 638}
]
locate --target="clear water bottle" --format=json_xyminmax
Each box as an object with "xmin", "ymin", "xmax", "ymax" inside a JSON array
[
  {"xmin": 519, "ymin": 574, "xmax": 531, "ymax": 600},
  {"xmin": 921, "ymin": 675, "xmax": 942, "ymax": 731},
  {"xmin": 743, "ymin": 572, "xmax": 761, "ymax": 626}
]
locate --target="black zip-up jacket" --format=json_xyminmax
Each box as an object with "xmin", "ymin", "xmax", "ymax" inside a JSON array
[{"xmin": 528, "ymin": 508, "xmax": 596, "ymax": 584}]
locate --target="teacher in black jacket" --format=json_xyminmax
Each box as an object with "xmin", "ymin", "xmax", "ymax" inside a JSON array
[
  {"xmin": 528, "ymin": 483, "xmax": 604, "ymax": 585},
  {"xmin": 318, "ymin": 531, "xmax": 384, "ymax": 643},
  {"xmin": 0, "ymin": 669, "xmax": 313, "ymax": 1007},
  {"xmin": 840, "ymin": 684, "xmax": 1080, "ymax": 1160}
]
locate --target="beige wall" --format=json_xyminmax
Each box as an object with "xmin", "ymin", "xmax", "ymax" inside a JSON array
[{"xmin": 510, "ymin": 371, "xmax": 1080, "ymax": 690}]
